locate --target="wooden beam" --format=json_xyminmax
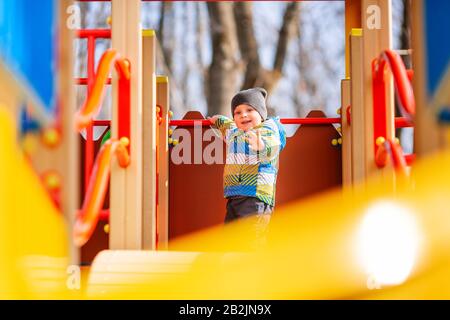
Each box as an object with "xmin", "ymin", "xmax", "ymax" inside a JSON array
[
  {"xmin": 110, "ymin": 0, "xmax": 143, "ymax": 250},
  {"xmin": 0, "ymin": 0, "xmax": 79, "ymax": 263},
  {"xmin": 142, "ymin": 30, "xmax": 157, "ymax": 250},
  {"xmin": 156, "ymin": 76, "xmax": 169, "ymax": 250},
  {"xmin": 362, "ymin": 0, "xmax": 394, "ymax": 177},
  {"xmin": 0, "ymin": 66, "xmax": 22, "ymax": 122},
  {"xmin": 341, "ymin": 79, "xmax": 352, "ymax": 187},
  {"xmin": 411, "ymin": 0, "xmax": 443, "ymax": 156},
  {"xmin": 57, "ymin": 0, "xmax": 79, "ymax": 265},
  {"xmin": 349, "ymin": 29, "xmax": 366, "ymax": 184},
  {"xmin": 345, "ymin": 0, "xmax": 362, "ymax": 78}
]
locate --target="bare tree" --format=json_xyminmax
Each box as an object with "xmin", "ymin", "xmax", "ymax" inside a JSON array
[
  {"xmin": 205, "ymin": 2, "xmax": 299, "ymax": 116},
  {"xmin": 400, "ymin": 0, "xmax": 411, "ymax": 68},
  {"xmin": 234, "ymin": 2, "xmax": 299, "ymax": 95},
  {"xmin": 195, "ymin": 2, "xmax": 207, "ymax": 100},
  {"xmin": 80, "ymin": 2, "xmax": 346, "ymax": 122},
  {"xmin": 158, "ymin": 1, "xmax": 175, "ymax": 73},
  {"xmin": 397, "ymin": 0, "xmax": 412, "ymax": 142},
  {"xmin": 206, "ymin": 2, "xmax": 240, "ymax": 116}
]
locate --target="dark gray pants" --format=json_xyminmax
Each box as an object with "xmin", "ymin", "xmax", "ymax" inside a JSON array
[
  {"xmin": 225, "ymin": 196, "xmax": 273, "ymax": 249},
  {"xmin": 225, "ymin": 196, "xmax": 273, "ymax": 223}
]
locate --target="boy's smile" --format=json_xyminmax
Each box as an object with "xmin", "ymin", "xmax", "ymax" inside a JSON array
[{"xmin": 233, "ymin": 104, "xmax": 262, "ymax": 131}]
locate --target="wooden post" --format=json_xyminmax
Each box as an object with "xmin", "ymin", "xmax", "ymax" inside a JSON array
[
  {"xmin": 345, "ymin": 0, "xmax": 362, "ymax": 78},
  {"xmin": 341, "ymin": 79, "xmax": 352, "ymax": 187},
  {"xmin": 110, "ymin": 0, "xmax": 143, "ymax": 250},
  {"xmin": 349, "ymin": 28, "xmax": 366, "ymax": 184},
  {"xmin": 142, "ymin": 30, "xmax": 157, "ymax": 250},
  {"xmin": 411, "ymin": 0, "xmax": 446, "ymax": 155},
  {"xmin": 156, "ymin": 76, "xmax": 169, "ymax": 250},
  {"xmin": 58, "ymin": 0, "xmax": 79, "ymax": 265},
  {"xmin": 0, "ymin": 64, "xmax": 52, "ymax": 127},
  {"xmin": 0, "ymin": 70, "xmax": 21, "ymax": 122},
  {"xmin": 362, "ymin": 0, "xmax": 394, "ymax": 177},
  {"xmin": 0, "ymin": 0, "xmax": 79, "ymax": 263}
]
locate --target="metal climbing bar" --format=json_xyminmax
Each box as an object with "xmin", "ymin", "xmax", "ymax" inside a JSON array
[{"xmin": 73, "ymin": 138, "xmax": 130, "ymax": 247}]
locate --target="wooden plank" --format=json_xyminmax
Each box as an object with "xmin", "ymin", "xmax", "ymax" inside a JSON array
[
  {"xmin": 110, "ymin": 0, "xmax": 127, "ymax": 250},
  {"xmin": 5, "ymin": 0, "xmax": 80, "ymax": 263},
  {"xmin": 361, "ymin": 0, "xmax": 394, "ymax": 178},
  {"xmin": 142, "ymin": 31, "xmax": 157, "ymax": 250},
  {"xmin": 345, "ymin": 0, "xmax": 362, "ymax": 78},
  {"xmin": 0, "ymin": 69, "xmax": 21, "ymax": 121},
  {"xmin": 57, "ymin": 0, "xmax": 79, "ymax": 265},
  {"xmin": 411, "ymin": 0, "xmax": 445, "ymax": 156},
  {"xmin": 156, "ymin": 76, "xmax": 169, "ymax": 250},
  {"xmin": 341, "ymin": 79, "xmax": 352, "ymax": 187},
  {"xmin": 110, "ymin": 0, "xmax": 143, "ymax": 250},
  {"xmin": 349, "ymin": 29, "xmax": 366, "ymax": 184}
]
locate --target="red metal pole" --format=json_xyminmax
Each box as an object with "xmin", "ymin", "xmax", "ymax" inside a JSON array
[
  {"xmin": 372, "ymin": 58, "xmax": 388, "ymax": 156},
  {"xmin": 168, "ymin": 117, "xmax": 342, "ymax": 127},
  {"xmin": 395, "ymin": 117, "xmax": 413, "ymax": 128},
  {"xmin": 169, "ymin": 119, "xmax": 211, "ymax": 127},
  {"xmin": 93, "ymin": 120, "xmax": 111, "ymax": 126},
  {"xmin": 76, "ymin": 77, "xmax": 111, "ymax": 85},
  {"xmin": 280, "ymin": 118, "xmax": 341, "ymax": 125},
  {"xmin": 76, "ymin": 29, "xmax": 111, "ymax": 39},
  {"xmin": 85, "ymin": 36, "xmax": 96, "ymax": 192},
  {"xmin": 404, "ymin": 154, "xmax": 415, "ymax": 166},
  {"xmin": 118, "ymin": 62, "xmax": 131, "ymax": 151},
  {"xmin": 90, "ymin": 117, "xmax": 412, "ymax": 129},
  {"xmin": 99, "ymin": 209, "xmax": 110, "ymax": 222}
]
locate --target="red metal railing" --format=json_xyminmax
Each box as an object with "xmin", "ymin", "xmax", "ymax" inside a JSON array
[
  {"xmin": 375, "ymin": 138, "xmax": 409, "ymax": 177},
  {"xmin": 88, "ymin": 115, "xmax": 413, "ymax": 130},
  {"xmin": 377, "ymin": 50, "xmax": 416, "ymax": 117},
  {"xmin": 372, "ymin": 49, "xmax": 416, "ymax": 169},
  {"xmin": 74, "ymin": 48, "xmax": 131, "ymax": 243},
  {"xmin": 168, "ymin": 118, "xmax": 342, "ymax": 127},
  {"xmin": 394, "ymin": 117, "xmax": 413, "ymax": 128},
  {"xmin": 168, "ymin": 116, "xmax": 413, "ymax": 127},
  {"xmin": 372, "ymin": 50, "xmax": 415, "ymax": 137},
  {"xmin": 75, "ymin": 29, "xmax": 112, "ymax": 191},
  {"xmin": 73, "ymin": 138, "xmax": 130, "ymax": 247}
]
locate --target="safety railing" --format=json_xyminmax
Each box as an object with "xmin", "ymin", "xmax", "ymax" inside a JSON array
[
  {"xmin": 73, "ymin": 138, "xmax": 129, "ymax": 247},
  {"xmin": 375, "ymin": 138, "xmax": 409, "ymax": 178},
  {"xmin": 75, "ymin": 29, "xmax": 112, "ymax": 191},
  {"xmin": 74, "ymin": 48, "xmax": 131, "ymax": 246},
  {"xmin": 372, "ymin": 49, "xmax": 415, "ymax": 170}
]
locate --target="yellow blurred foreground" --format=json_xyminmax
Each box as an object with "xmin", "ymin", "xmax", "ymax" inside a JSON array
[
  {"xmin": 2, "ymin": 106, "xmax": 450, "ymax": 299},
  {"xmin": 0, "ymin": 108, "xmax": 69, "ymax": 299}
]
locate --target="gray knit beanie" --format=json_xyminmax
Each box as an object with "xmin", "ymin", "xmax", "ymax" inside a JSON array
[{"xmin": 231, "ymin": 87, "xmax": 268, "ymax": 120}]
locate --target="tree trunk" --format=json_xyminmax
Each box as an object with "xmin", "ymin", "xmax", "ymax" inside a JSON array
[
  {"xmin": 400, "ymin": 0, "xmax": 411, "ymax": 68},
  {"xmin": 195, "ymin": 3, "xmax": 208, "ymax": 99},
  {"xmin": 397, "ymin": 0, "xmax": 412, "ymax": 138},
  {"xmin": 206, "ymin": 2, "xmax": 239, "ymax": 116},
  {"xmin": 234, "ymin": 2, "xmax": 299, "ymax": 115},
  {"xmin": 157, "ymin": 1, "xmax": 174, "ymax": 73},
  {"xmin": 233, "ymin": 2, "xmax": 262, "ymax": 89},
  {"xmin": 273, "ymin": 2, "xmax": 299, "ymax": 75}
]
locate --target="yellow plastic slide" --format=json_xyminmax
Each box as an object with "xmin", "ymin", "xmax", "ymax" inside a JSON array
[
  {"xmin": 0, "ymin": 107, "xmax": 70, "ymax": 299},
  {"xmin": 88, "ymin": 149, "xmax": 450, "ymax": 299}
]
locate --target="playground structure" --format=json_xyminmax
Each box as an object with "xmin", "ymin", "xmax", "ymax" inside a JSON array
[{"xmin": 1, "ymin": 0, "xmax": 450, "ymax": 299}]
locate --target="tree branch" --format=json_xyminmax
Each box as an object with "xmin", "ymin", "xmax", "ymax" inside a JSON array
[
  {"xmin": 233, "ymin": 2, "xmax": 262, "ymax": 90},
  {"xmin": 273, "ymin": 2, "xmax": 300, "ymax": 74},
  {"xmin": 157, "ymin": 1, "xmax": 174, "ymax": 73},
  {"xmin": 206, "ymin": 2, "xmax": 240, "ymax": 116}
]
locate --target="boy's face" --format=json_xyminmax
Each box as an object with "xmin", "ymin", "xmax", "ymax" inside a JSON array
[{"xmin": 233, "ymin": 104, "xmax": 262, "ymax": 131}]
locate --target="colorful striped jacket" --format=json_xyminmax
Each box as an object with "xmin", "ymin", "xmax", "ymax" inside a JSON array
[{"xmin": 213, "ymin": 116, "xmax": 286, "ymax": 207}]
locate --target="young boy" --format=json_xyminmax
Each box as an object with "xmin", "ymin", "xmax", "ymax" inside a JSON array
[{"xmin": 209, "ymin": 87, "xmax": 286, "ymax": 233}]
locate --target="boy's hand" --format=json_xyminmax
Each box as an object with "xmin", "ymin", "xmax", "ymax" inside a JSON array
[
  {"xmin": 208, "ymin": 115, "xmax": 220, "ymax": 125},
  {"xmin": 246, "ymin": 130, "xmax": 265, "ymax": 151}
]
